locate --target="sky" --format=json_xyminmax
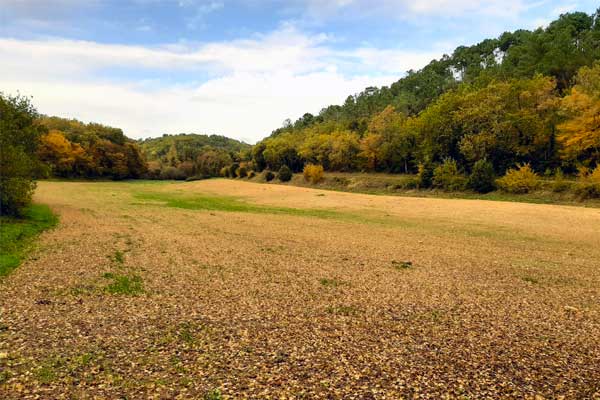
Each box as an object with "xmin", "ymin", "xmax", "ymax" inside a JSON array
[{"xmin": 1, "ymin": 0, "xmax": 598, "ymax": 143}]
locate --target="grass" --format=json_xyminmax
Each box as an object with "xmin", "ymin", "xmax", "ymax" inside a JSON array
[
  {"xmin": 103, "ymin": 272, "xmax": 144, "ymax": 295},
  {"xmin": 111, "ymin": 250, "xmax": 125, "ymax": 264},
  {"xmin": 326, "ymin": 305, "xmax": 359, "ymax": 316},
  {"xmin": 319, "ymin": 278, "xmax": 344, "ymax": 287},
  {"xmin": 0, "ymin": 204, "xmax": 58, "ymax": 277},
  {"xmin": 391, "ymin": 260, "xmax": 413, "ymax": 270},
  {"xmin": 523, "ymin": 276, "xmax": 540, "ymax": 284},
  {"xmin": 133, "ymin": 190, "xmax": 391, "ymax": 226},
  {"xmin": 134, "ymin": 191, "xmax": 340, "ymax": 217}
]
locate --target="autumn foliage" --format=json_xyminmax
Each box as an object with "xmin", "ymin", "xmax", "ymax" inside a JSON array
[{"xmin": 37, "ymin": 117, "xmax": 146, "ymax": 179}]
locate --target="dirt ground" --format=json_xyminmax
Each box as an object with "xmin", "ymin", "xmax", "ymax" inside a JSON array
[{"xmin": 1, "ymin": 179, "xmax": 599, "ymax": 399}]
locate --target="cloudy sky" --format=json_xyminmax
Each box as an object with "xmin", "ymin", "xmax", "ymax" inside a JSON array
[{"xmin": 1, "ymin": 1, "xmax": 597, "ymax": 142}]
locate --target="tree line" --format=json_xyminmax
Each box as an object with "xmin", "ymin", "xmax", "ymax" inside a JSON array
[
  {"xmin": 0, "ymin": 100, "xmax": 147, "ymax": 216},
  {"xmin": 249, "ymin": 11, "xmax": 600, "ymax": 179}
]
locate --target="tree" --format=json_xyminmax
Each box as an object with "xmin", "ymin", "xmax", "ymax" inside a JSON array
[
  {"xmin": 468, "ymin": 159, "xmax": 496, "ymax": 193},
  {"xmin": 0, "ymin": 93, "xmax": 45, "ymax": 216},
  {"xmin": 278, "ymin": 165, "xmax": 293, "ymax": 182},
  {"xmin": 196, "ymin": 147, "xmax": 232, "ymax": 176},
  {"xmin": 38, "ymin": 130, "xmax": 91, "ymax": 177},
  {"xmin": 558, "ymin": 63, "xmax": 600, "ymax": 167}
]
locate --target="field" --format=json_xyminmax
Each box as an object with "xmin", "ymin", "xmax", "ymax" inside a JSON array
[{"xmin": 1, "ymin": 180, "xmax": 599, "ymax": 398}]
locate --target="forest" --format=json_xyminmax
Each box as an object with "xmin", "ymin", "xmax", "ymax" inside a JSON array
[
  {"xmin": 2, "ymin": 10, "xmax": 600, "ymax": 217},
  {"xmin": 251, "ymin": 11, "xmax": 600, "ymax": 179}
]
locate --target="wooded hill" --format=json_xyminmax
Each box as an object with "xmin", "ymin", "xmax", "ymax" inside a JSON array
[
  {"xmin": 250, "ymin": 10, "xmax": 600, "ymax": 178},
  {"xmin": 139, "ymin": 134, "xmax": 251, "ymax": 180}
]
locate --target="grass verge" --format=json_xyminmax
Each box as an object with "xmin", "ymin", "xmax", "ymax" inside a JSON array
[{"xmin": 0, "ymin": 204, "xmax": 58, "ymax": 277}]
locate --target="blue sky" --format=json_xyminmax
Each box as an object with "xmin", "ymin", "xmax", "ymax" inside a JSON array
[{"xmin": 1, "ymin": 0, "xmax": 598, "ymax": 142}]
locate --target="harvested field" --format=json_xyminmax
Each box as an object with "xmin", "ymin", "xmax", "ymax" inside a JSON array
[{"xmin": 1, "ymin": 179, "xmax": 599, "ymax": 399}]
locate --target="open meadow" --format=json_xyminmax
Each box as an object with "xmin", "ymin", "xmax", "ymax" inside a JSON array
[{"xmin": 1, "ymin": 180, "xmax": 600, "ymax": 399}]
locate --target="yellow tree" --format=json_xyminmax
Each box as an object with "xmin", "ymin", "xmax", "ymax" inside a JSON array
[
  {"xmin": 359, "ymin": 133, "xmax": 383, "ymax": 171},
  {"xmin": 38, "ymin": 130, "xmax": 89, "ymax": 176},
  {"xmin": 558, "ymin": 64, "xmax": 600, "ymax": 166}
]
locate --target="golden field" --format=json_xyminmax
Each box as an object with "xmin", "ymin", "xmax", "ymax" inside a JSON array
[{"xmin": 1, "ymin": 180, "xmax": 599, "ymax": 399}]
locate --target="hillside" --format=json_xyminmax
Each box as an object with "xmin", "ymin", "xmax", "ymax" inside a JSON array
[
  {"xmin": 250, "ymin": 11, "xmax": 600, "ymax": 182},
  {"xmin": 139, "ymin": 133, "xmax": 251, "ymax": 179}
]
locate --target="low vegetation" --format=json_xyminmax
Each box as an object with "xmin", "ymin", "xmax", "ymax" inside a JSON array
[{"xmin": 0, "ymin": 204, "xmax": 57, "ymax": 276}]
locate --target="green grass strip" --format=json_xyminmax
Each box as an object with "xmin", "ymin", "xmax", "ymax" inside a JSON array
[{"xmin": 0, "ymin": 204, "xmax": 58, "ymax": 277}]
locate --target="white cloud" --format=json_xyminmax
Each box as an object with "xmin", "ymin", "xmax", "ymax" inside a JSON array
[
  {"xmin": 297, "ymin": 0, "xmax": 532, "ymax": 20},
  {"xmin": 0, "ymin": 26, "xmax": 446, "ymax": 143}
]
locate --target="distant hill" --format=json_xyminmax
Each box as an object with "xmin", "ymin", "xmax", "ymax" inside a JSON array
[
  {"xmin": 139, "ymin": 133, "xmax": 250, "ymax": 161},
  {"xmin": 138, "ymin": 133, "xmax": 251, "ymax": 179}
]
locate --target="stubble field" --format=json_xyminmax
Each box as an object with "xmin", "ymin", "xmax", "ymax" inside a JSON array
[{"xmin": 1, "ymin": 179, "xmax": 599, "ymax": 399}]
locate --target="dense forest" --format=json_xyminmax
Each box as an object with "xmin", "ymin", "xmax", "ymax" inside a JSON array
[
  {"xmin": 249, "ymin": 11, "xmax": 600, "ymax": 180},
  {"xmin": 139, "ymin": 134, "xmax": 250, "ymax": 180}
]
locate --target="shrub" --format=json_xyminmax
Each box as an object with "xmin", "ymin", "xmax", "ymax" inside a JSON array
[
  {"xmin": 229, "ymin": 163, "xmax": 239, "ymax": 178},
  {"xmin": 468, "ymin": 159, "xmax": 496, "ymax": 193},
  {"xmin": 263, "ymin": 170, "xmax": 275, "ymax": 182},
  {"xmin": 573, "ymin": 166, "xmax": 600, "ymax": 199},
  {"xmin": 551, "ymin": 169, "xmax": 573, "ymax": 193},
  {"xmin": 219, "ymin": 166, "xmax": 229, "ymax": 177},
  {"xmin": 278, "ymin": 165, "xmax": 293, "ymax": 182},
  {"xmin": 496, "ymin": 164, "xmax": 540, "ymax": 193},
  {"xmin": 159, "ymin": 166, "xmax": 186, "ymax": 180},
  {"xmin": 417, "ymin": 162, "xmax": 434, "ymax": 189},
  {"xmin": 247, "ymin": 171, "xmax": 256, "ymax": 179},
  {"xmin": 185, "ymin": 174, "xmax": 211, "ymax": 182},
  {"xmin": 237, "ymin": 166, "xmax": 247, "ymax": 178},
  {"xmin": 432, "ymin": 159, "xmax": 467, "ymax": 191},
  {"xmin": 0, "ymin": 94, "xmax": 45, "ymax": 216},
  {"xmin": 303, "ymin": 164, "xmax": 324, "ymax": 184}
]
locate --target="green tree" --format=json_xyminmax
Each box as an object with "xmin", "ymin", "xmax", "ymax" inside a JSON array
[{"xmin": 0, "ymin": 93, "xmax": 46, "ymax": 216}]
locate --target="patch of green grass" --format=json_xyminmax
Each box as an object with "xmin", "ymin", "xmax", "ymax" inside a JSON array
[
  {"xmin": 522, "ymin": 276, "xmax": 539, "ymax": 284},
  {"xmin": 319, "ymin": 278, "xmax": 344, "ymax": 287},
  {"xmin": 103, "ymin": 273, "xmax": 144, "ymax": 295},
  {"xmin": 391, "ymin": 260, "xmax": 413, "ymax": 270},
  {"xmin": 0, "ymin": 204, "xmax": 58, "ymax": 277},
  {"xmin": 35, "ymin": 357, "xmax": 63, "ymax": 384},
  {"xmin": 178, "ymin": 322, "xmax": 195, "ymax": 344},
  {"xmin": 134, "ymin": 191, "xmax": 343, "ymax": 219},
  {"xmin": 204, "ymin": 389, "xmax": 223, "ymax": 400},
  {"xmin": 0, "ymin": 370, "xmax": 9, "ymax": 384},
  {"xmin": 326, "ymin": 305, "xmax": 359, "ymax": 316},
  {"xmin": 133, "ymin": 190, "xmax": 417, "ymax": 228},
  {"xmin": 111, "ymin": 250, "xmax": 125, "ymax": 264}
]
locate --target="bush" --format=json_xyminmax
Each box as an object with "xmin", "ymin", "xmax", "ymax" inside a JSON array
[
  {"xmin": 496, "ymin": 164, "xmax": 540, "ymax": 193},
  {"xmin": 219, "ymin": 166, "xmax": 229, "ymax": 177},
  {"xmin": 229, "ymin": 163, "xmax": 239, "ymax": 178},
  {"xmin": 573, "ymin": 167, "xmax": 600, "ymax": 199},
  {"xmin": 0, "ymin": 94, "xmax": 45, "ymax": 216},
  {"xmin": 417, "ymin": 162, "xmax": 434, "ymax": 189},
  {"xmin": 278, "ymin": 165, "xmax": 293, "ymax": 182},
  {"xmin": 237, "ymin": 166, "xmax": 247, "ymax": 178},
  {"xmin": 263, "ymin": 171, "xmax": 275, "ymax": 182},
  {"xmin": 247, "ymin": 171, "xmax": 256, "ymax": 179},
  {"xmin": 551, "ymin": 169, "xmax": 573, "ymax": 193},
  {"xmin": 303, "ymin": 164, "xmax": 324, "ymax": 184},
  {"xmin": 432, "ymin": 159, "xmax": 467, "ymax": 191},
  {"xmin": 468, "ymin": 159, "xmax": 496, "ymax": 193},
  {"xmin": 185, "ymin": 174, "xmax": 211, "ymax": 182},
  {"xmin": 159, "ymin": 166, "xmax": 186, "ymax": 180}
]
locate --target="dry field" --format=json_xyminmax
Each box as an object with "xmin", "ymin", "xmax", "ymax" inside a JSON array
[{"xmin": 1, "ymin": 179, "xmax": 600, "ymax": 399}]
